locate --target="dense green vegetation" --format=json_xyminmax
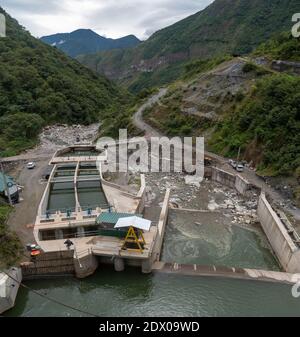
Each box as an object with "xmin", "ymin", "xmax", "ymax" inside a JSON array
[
  {"xmin": 144, "ymin": 103, "xmax": 204, "ymax": 137},
  {"xmin": 79, "ymin": 0, "xmax": 299, "ymax": 92},
  {"xmin": 0, "ymin": 113, "xmax": 44, "ymax": 156},
  {"xmin": 100, "ymin": 106, "xmax": 142, "ymax": 139},
  {"xmin": 142, "ymin": 29, "xmax": 300, "ymax": 180},
  {"xmin": 254, "ymin": 32, "xmax": 300, "ymax": 61},
  {"xmin": 134, "ymin": 0, "xmax": 299, "ymax": 59},
  {"xmin": 128, "ymin": 62, "xmax": 185, "ymax": 93},
  {"xmin": 210, "ymin": 74, "xmax": 300, "ymax": 176},
  {"xmin": 0, "ymin": 8, "xmax": 128, "ymax": 156},
  {"xmin": 183, "ymin": 56, "xmax": 232, "ymax": 79},
  {"xmin": 0, "ymin": 203, "xmax": 22, "ymax": 268}
]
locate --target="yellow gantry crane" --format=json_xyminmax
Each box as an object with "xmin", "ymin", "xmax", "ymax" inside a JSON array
[
  {"xmin": 122, "ymin": 226, "xmax": 146, "ymax": 253},
  {"xmin": 114, "ymin": 216, "xmax": 152, "ymax": 254}
]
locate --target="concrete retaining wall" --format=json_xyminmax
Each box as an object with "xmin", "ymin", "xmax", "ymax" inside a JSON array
[
  {"xmin": 212, "ymin": 167, "xmax": 236, "ymax": 189},
  {"xmin": 211, "ymin": 167, "xmax": 250, "ymax": 195},
  {"xmin": 151, "ymin": 189, "xmax": 171, "ymax": 265},
  {"xmin": 36, "ymin": 164, "xmax": 56, "ymax": 220},
  {"xmin": 21, "ymin": 251, "xmax": 75, "ymax": 279},
  {"xmin": 74, "ymin": 249, "xmax": 98, "ymax": 278},
  {"xmin": 235, "ymin": 174, "xmax": 250, "ymax": 195},
  {"xmin": 101, "ymin": 179, "xmax": 135, "ymax": 196},
  {"xmin": 101, "ymin": 175, "xmax": 145, "ymax": 214},
  {"xmin": 257, "ymin": 193, "xmax": 300, "ymax": 273},
  {"xmin": 136, "ymin": 174, "xmax": 146, "ymax": 214}
]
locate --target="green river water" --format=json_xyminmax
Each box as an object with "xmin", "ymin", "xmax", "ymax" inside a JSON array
[
  {"xmin": 4, "ymin": 267, "xmax": 300, "ymax": 317},
  {"xmin": 4, "ymin": 216, "xmax": 300, "ymax": 317}
]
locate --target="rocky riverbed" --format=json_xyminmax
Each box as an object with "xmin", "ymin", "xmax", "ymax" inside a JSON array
[{"xmin": 23, "ymin": 123, "xmax": 100, "ymax": 157}]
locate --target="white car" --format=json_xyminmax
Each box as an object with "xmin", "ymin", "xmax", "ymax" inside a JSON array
[
  {"xmin": 26, "ymin": 162, "xmax": 36, "ymax": 169},
  {"xmin": 236, "ymin": 164, "xmax": 244, "ymax": 172}
]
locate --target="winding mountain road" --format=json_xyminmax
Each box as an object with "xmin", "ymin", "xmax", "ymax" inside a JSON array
[
  {"xmin": 133, "ymin": 88, "xmax": 167, "ymax": 138},
  {"xmin": 132, "ymin": 87, "xmax": 300, "ymax": 222}
]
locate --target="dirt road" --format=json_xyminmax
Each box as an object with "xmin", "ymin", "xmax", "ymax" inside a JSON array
[
  {"xmin": 132, "ymin": 88, "xmax": 300, "ymax": 222},
  {"xmin": 7, "ymin": 158, "xmax": 51, "ymax": 246},
  {"xmin": 4, "ymin": 123, "xmax": 101, "ymax": 248},
  {"xmin": 133, "ymin": 88, "xmax": 167, "ymax": 138}
]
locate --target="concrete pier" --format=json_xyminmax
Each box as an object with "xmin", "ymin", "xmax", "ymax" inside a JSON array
[
  {"xmin": 0, "ymin": 268, "xmax": 22, "ymax": 314},
  {"xmin": 114, "ymin": 257, "xmax": 125, "ymax": 272}
]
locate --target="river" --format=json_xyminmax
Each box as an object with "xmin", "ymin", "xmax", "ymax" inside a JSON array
[
  {"xmin": 4, "ymin": 267, "xmax": 300, "ymax": 317},
  {"xmin": 4, "ymin": 213, "xmax": 299, "ymax": 317}
]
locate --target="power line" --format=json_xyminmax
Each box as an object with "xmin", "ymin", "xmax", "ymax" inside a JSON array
[{"xmin": 3, "ymin": 271, "xmax": 100, "ymax": 317}]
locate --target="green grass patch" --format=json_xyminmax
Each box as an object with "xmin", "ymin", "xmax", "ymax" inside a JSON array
[{"xmin": 0, "ymin": 202, "xmax": 22, "ymax": 268}]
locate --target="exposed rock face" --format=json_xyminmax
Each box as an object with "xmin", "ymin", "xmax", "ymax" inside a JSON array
[{"xmin": 153, "ymin": 58, "xmax": 255, "ymax": 125}]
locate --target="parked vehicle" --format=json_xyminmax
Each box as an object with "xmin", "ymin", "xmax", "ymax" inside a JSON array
[
  {"xmin": 229, "ymin": 159, "xmax": 245, "ymax": 172},
  {"xmin": 26, "ymin": 162, "xmax": 36, "ymax": 169},
  {"xmin": 230, "ymin": 160, "xmax": 237, "ymax": 169},
  {"xmin": 236, "ymin": 164, "xmax": 245, "ymax": 172}
]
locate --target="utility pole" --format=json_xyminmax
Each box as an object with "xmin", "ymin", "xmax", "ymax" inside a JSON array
[
  {"xmin": 0, "ymin": 158, "xmax": 13, "ymax": 206},
  {"xmin": 237, "ymin": 146, "xmax": 241, "ymax": 162}
]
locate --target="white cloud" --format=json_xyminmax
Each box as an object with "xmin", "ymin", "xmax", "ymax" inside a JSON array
[{"xmin": 1, "ymin": 0, "xmax": 214, "ymax": 39}]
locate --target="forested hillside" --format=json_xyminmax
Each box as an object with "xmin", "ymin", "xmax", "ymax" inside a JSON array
[
  {"xmin": 78, "ymin": 0, "xmax": 299, "ymax": 92},
  {"xmin": 41, "ymin": 29, "xmax": 140, "ymax": 58},
  {"xmin": 142, "ymin": 33, "xmax": 300, "ymax": 183},
  {"xmin": 0, "ymin": 8, "xmax": 127, "ymax": 156}
]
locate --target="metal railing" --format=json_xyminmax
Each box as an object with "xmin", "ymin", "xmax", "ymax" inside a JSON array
[{"xmin": 41, "ymin": 229, "xmax": 102, "ymax": 241}]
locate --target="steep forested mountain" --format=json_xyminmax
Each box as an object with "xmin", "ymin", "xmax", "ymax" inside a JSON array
[
  {"xmin": 78, "ymin": 0, "xmax": 300, "ymax": 92},
  {"xmin": 0, "ymin": 8, "xmax": 128, "ymax": 156},
  {"xmin": 41, "ymin": 29, "xmax": 140, "ymax": 58},
  {"xmin": 142, "ymin": 33, "xmax": 300, "ymax": 192}
]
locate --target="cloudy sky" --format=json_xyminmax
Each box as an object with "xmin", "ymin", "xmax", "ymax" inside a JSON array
[{"xmin": 1, "ymin": 0, "xmax": 214, "ymax": 39}]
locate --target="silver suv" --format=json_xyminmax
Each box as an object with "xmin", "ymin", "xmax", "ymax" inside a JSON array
[
  {"xmin": 236, "ymin": 164, "xmax": 244, "ymax": 172},
  {"xmin": 26, "ymin": 162, "xmax": 36, "ymax": 169}
]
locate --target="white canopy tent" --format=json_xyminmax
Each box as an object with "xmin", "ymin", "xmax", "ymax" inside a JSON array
[{"xmin": 114, "ymin": 216, "xmax": 152, "ymax": 232}]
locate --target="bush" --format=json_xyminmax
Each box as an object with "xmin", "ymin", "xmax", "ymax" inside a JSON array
[
  {"xmin": 242, "ymin": 63, "xmax": 257, "ymax": 73},
  {"xmin": 209, "ymin": 73, "xmax": 300, "ymax": 176},
  {"xmin": 0, "ymin": 112, "xmax": 44, "ymax": 156},
  {"xmin": 0, "ymin": 205, "xmax": 22, "ymax": 268},
  {"xmin": 295, "ymin": 167, "xmax": 300, "ymax": 182},
  {"xmin": 235, "ymin": 90, "xmax": 246, "ymax": 102}
]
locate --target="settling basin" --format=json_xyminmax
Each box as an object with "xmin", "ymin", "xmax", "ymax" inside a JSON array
[
  {"xmin": 47, "ymin": 182, "xmax": 76, "ymax": 213},
  {"xmin": 161, "ymin": 210, "xmax": 280, "ymax": 271},
  {"xmin": 77, "ymin": 181, "xmax": 108, "ymax": 209}
]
